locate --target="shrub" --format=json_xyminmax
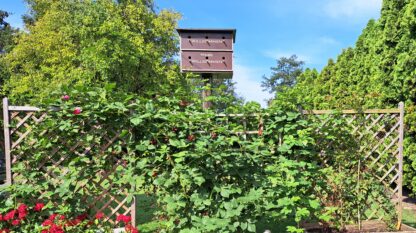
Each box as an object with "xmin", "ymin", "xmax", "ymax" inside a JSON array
[{"xmin": 0, "ymin": 84, "xmax": 397, "ymax": 232}]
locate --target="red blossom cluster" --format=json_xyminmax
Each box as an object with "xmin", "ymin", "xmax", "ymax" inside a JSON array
[
  {"xmin": 0, "ymin": 203, "xmax": 30, "ymax": 231},
  {"xmin": 116, "ymin": 214, "xmax": 138, "ymax": 233},
  {"xmin": 0, "ymin": 202, "xmax": 138, "ymax": 232}
]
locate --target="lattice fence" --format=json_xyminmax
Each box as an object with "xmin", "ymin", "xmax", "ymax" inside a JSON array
[
  {"xmin": 1, "ymin": 98, "xmax": 405, "ymax": 228},
  {"xmin": 1, "ymin": 98, "xmax": 135, "ymax": 226},
  {"xmin": 303, "ymin": 105, "xmax": 404, "ymax": 226}
]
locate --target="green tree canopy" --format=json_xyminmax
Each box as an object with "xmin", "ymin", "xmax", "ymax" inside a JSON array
[
  {"xmin": 2, "ymin": 0, "xmax": 182, "ymax": 103},
  {"xmin": 0, "ymin": 10, "xmax": 18, "ymax": 96},
  {"xmin": 261, "ymin": 55, "xmax": 304, "ymax": 95}
]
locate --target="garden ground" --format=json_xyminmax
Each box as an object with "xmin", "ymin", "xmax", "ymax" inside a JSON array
[{"xmin": 135, "ymin": 194, "xmax": 416, "ymax": 233}]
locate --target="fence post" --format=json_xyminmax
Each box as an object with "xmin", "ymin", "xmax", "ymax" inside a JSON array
[
  {"xmin": 131, "ymin": 195, "xmax": 136, "ymax": 227},
  {"xmin": 398, "ymin": 102, "xmax": 404, "ymax": 230},
  {"xmin": 2, "ymin": 98, "xmax": 12, "ymax": 186}
]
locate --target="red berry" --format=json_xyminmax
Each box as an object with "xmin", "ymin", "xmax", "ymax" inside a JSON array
[
  {"xmin": 179, "ymin": 100, "xmax": 188, "ymax": 107},
  {"xmin": 34, "ymin": 203, "xmax": 45, "ymax": 212},
  {"xmin": 187, "ymin": 134, "xmax": 195, "ymax": 142},
  {"xmin": 210, "ymin": 132, "xmax": 217, "ymax": 139},
  {"xmin": 95, "ymin": 212, "xmax": 104, "ymax": 220}
]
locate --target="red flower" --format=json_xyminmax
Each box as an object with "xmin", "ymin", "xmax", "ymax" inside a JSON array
[
  {"xmin": 95, "ymin": 212, "xmax": 104, "ymax": 220},
  {"xmin": 59, "ymin": 215, "xmax": 65, "ymax": 220},
  {"xmin": 11, "ymin": 219, "xmax": 20, "ymax": 226},
  {"xmin": 125, "ymin": 224, "xmax": 139, "ymax": 233},
  {"xmin": 73, "ymin": 107, "xmax": 82, "ymax": 115},
  {"xmin": 49, "ymin": 224, "xmax": 64, "ymax": 233},
  {"xmin": 17, "ymin": 204, "xmax": 27, "ymax": 213},
  {"xmin": 42, "ymin": 219, "xmax": 53, "ymax": 226},
  {"xmin": 49, "ymin": 213, "xmax": 58, "ymax": 221},
  {"xmin": 3, "ymin": 210, "xmax": 16, "ymax": 221},
  {"xmin": 0, "ymin": 229, "xmax": 10, "ymax": 233},
  {"xmin": 34, "ymin": 202, "xmax": 45, "ymax": 212},
  {"xmin": 17, "ymin": 204, "xmax": 28, "ymax": 220},
  {"xmin": 18, "ymin": 211, "xmax": 27, "ymax": 220},
  {"xmin": 0, "ymin": 214, "xmax": 3, "ymax": 221},
  {"xmin": 116, "ymin": 214, "xmax": 131, "ymax": 224},
  {"xmin": 61, "ymin": 95, "xmax": 70, "ymax": 101}
]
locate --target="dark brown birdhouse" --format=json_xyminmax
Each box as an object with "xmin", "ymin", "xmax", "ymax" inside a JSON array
[{"xmin": 177, "ymin": 28, "xmax": 236, "ymax": 78}]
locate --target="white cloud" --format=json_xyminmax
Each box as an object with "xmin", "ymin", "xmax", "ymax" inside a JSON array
[
  {"xmin": 324, "ymin": 0, "xmax": 382, "ymax": 19},
  {"xmin": 233, "ymin": 63, "xmax": 273, "ymax": 108}
]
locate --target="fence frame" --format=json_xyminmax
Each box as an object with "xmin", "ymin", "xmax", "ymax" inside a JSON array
[{"xmin": 1, "ymin": 98, "xmax": 136, "ymax": 226}]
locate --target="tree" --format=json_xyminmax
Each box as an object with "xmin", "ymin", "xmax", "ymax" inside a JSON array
[
  {"xmin": 0, "ymin": 10, "xmax": 18, "ymax": 96},
  {"xmin": 0, "ymin": 10, "xmax": 17, "ymax": 54},
  {"xmin": 261, "ymin": 55, "xmax": 304, "ymax": 95},
  {"xmin": 274, "ymin": 0, "xmax": 416, "ymax": 193},
  {"xmin": 2, "ymin": 0, "xmax": 182, "ymax": 103}
]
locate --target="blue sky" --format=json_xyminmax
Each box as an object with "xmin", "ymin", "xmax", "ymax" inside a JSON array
[{"xmin": 1, "ymin": 0, "xmax": 382, "ymax": 106}]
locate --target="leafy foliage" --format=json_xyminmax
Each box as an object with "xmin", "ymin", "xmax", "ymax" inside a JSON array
[
  {"xmin": 2, "ymin": 0, "xmax": 182, "ymax": 103},
  {"xmin": 0, "ymin": 10, "xmax": 18, "ymax": 97},
  {"xmin": 0, "ymin": 84, "xmax": 397, "ymax": 232},
  {"xmin": 274, "ymin": 0, "xmax": 416, "ymax": 193}
]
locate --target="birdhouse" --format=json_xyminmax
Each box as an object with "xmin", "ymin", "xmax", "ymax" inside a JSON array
[{"xmin": 177, "ymin": 28, "xmax": 236, "ymax": 78}]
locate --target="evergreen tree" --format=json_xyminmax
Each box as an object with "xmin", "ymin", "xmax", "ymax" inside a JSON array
[
  {"xmin": 261, "ymin": 55, "xmax": 304, "ymax": 95},
  {"xmin": 275, "ymin": 0, "xmax": 416, "ymax": 193}
]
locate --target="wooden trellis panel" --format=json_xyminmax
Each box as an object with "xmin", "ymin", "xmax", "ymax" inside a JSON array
[
  {"xmin": 303, "ymin": 103, "xmax": 404, "ymax": 227},
  {"xmin": 1, "ymin": 98, "xmax": 405, "ymax": 229},
  {"xmin": 1, "ymin": 98, "xmax": 136, "ymax": 226}
]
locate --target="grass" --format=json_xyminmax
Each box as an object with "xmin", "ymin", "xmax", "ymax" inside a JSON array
[
  {"xmin": 134, "ymin": 194, "xmax": 294, "ymax": 233},
  {"xmin": 135, "ymin": 194, "xmax": 165, "ymax": 233},
  {"xmin": 403, "ymin": 209, "xmax": 416, "ymax": 228},
  {"xmin": 135, "ymin": 195, "xmax": 416, "ymax": 232}
]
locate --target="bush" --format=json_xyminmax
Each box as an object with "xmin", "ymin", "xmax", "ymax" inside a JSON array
[{"xmin": 0, "ymin": 84, "xmax": 396, "ymax": 232}]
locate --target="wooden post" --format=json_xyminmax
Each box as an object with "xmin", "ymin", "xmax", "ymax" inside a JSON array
[
  {"xmin": 2, "ymin": 98, "xmax": 12, "ymax": 185},
  {"xmin": 397, "ymin": 102, "xmax": 404, "ymax": 230},
  {"xmin": 202, "ymin": 74, "xmax": 212, "ymax": 110},
  {"xmin": 131, "ymin": 195, "xmax": 136, "ymax": 227}
]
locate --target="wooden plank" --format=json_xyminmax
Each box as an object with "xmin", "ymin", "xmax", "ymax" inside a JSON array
[
  {"xmin": 302, "ymin": 108, "xmax": 400, "ymax": 115},
  {"xmin": 8, "ymin": 106, "xmax": 40, "ymax": 112},
  {"xmin": 398, "ymin": 102, "xmax": 405, "ymax": 229},
  {"xmin": 2, "ymin": 98, "xmax": 12, "ymax": 185},
  {"xmin": 131, "ymin": 195, "xmax": 136, "ymax": 227},
  {"xmin": 216, "ymin": 108, "xmax": 400, "ymax": 118}
]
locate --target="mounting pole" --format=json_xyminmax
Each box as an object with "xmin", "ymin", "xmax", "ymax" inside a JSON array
[{"xmin": 202, "ymin": 73, "xmax": 212, "ymax": 109}]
